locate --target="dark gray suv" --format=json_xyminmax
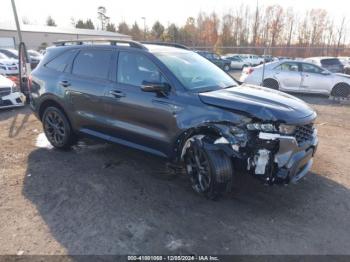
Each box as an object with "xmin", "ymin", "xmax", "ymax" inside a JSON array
[{"xmin": 30, "ymin": 40, "xmax": 318, "ymax": 199}]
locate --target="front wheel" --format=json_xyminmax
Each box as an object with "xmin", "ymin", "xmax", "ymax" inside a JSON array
[
  {"xmin": 42, "ymin": 106, "xmax": 76, "ymax": 149},
  {"xmin": 184, "ymin": 137, "xmax": 233, "ymax": 199},
  {"xmin": 223, "ymin": 64, "xmax": 230, "ymax": 72}
]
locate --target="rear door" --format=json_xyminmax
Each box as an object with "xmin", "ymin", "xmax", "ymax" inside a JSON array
[
  {"xmin": 65, "ymin": 48, "xmax": 115, "ymax": 131},
  {"xmin": 273, "ymin": 62, "xmax": 302, "ymax": 91},
  {"xmin": 300, "ymin": 63, "xmax": 333, "ymax": 93}
]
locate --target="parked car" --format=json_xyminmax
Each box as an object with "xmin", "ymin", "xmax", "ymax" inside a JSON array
[
  {"xmin": 221, "ymin": 55, "xmax": 251, "ymax": 69},
  {"xmin": 237, "ymin": 54, "xmax": 264, "ymax": 66},
  {"xmin": 304, "ymin": 57, "xmax": 344, "ymax": 73},
  {"xmin": 195, "ymin": 51, "xmax": 231, "ymax": 71},
  {"xmin": 28, "ymin": 49, "xmax": 43, "ymax": 69},
  {"xmin": 241, "ymin": 60, "xmax": 350, "ymax": 97},
  {"xmin": 0, "ymin": 48, "xmax": 39, "ymax": 69},
  {"xmin": 30, "ymin": 40, "xmax": 318, "ymax": 199},
  {"xmin": 0, "ymin": 74, "xmax": 25, "ymax": 108},
  {"xmin": 0, "ymin": 53, "xmax": 18, "ymax": 76}
]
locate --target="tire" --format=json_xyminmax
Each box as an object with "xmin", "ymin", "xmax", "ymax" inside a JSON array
[
  {"xmin": 42, "ymin": 106, "xmax": 76, "ymax": 149},
  {"xmin": 331, "ymin": 83, "xmax": 350, "ymax": 98},
  {"xmin": 223, "ymin": 64, "xmax": 230, "ymax": 72},
  {"xmin": 262, "ymin": 78, "xmax": 279, "ymax": 90},
  {"xmin": 184, "ymin": 137, "xmax": 233, "ymax": 200}
]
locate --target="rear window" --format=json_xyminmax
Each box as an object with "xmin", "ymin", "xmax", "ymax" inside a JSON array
[
  {"xmin": 45, "ymin": 50, "xmax": 77, "ymax": 72},
  {"xmin": 72, "ymin": 49, "xmax": 113, "ymax": 79},
  {"xmin": 321, "ymin": 59, "xmax": 342, "ymax": 65}
]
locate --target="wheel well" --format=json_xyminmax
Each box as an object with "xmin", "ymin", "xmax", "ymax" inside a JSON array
[
  {"xmin": 263, "ymin": 78, "xmax": 279, "ymax": 86},
  {"xmin": 174, "ymin": 125, "xmax": 222, "ymax": 163},
  {"xmin": 331, "ymin": 82, "xmax": 350, "ymax": 95},
  {"xmin": 38, "ymin": 99, "xmax": 68, "ymax": 121}
]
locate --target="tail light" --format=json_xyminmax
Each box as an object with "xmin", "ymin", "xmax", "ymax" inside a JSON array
[{"xmin": 244, "ymin": 67, "xmax": 254, "ymax": 74}]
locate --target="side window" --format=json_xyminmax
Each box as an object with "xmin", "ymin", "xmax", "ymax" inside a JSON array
[
  {"xmin": 45, "ymin": 50, "xmax": 77, "ymax": 72},
  {"xmin": 278, "ymin": 62, "xmax": 299, "ymax": 72},
  {"xmin": 302, "ymin": 63, "xmax": 323, "ymax": 74},
  {"xmin": 213, "ymin": 54, "xmax": 220, "ymax": 60},
  {"xmin": 117, "ymin": 52, "xmax": 165, "ymax": 87},
  {"xmin": 72, "ymin": 49, "xmax": 112, "ymax": 79}
]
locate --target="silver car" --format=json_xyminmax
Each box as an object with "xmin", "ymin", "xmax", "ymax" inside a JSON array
[{"xmin": 240, "ymin": 60, "xmax": 350, "ymax": 97}]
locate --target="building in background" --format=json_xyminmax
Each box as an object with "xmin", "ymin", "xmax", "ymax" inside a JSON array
[{"xmin": 0, "ymin": 23, "xmax": 131, "ymax": 50}]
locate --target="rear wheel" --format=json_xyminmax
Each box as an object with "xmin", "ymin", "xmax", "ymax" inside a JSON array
[
  {"xmin": 223, "ymin": 64, "xmax": 230, "ymax": 72},
  {"xmin": 331, "ymin": 83, "xmax": 350, "ymax": 98},
  {"xmin": 42, "ymin": 106, "xmax": 76, "ymax": 149},
  {"xmin": 262, "ymin": 78, "xmax": 279, "ymax": 90},
  {"xmin": 184, "ymin": 137, "xmax": 233, "ymax": 199}
]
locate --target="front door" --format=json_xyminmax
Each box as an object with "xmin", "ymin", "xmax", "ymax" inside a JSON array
[
  {"xmin": 300, "ymin": 63, "xmax": 333, "ymax": 94},
  {"xmin": 102, "ymin": 51, "xmax": 179, "ymax": 157}
]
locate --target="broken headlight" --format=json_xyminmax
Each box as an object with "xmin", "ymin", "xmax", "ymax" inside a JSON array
[
  {"xmin": 278, "ymin": 124, "xmax": 296, "ymax": 135},
  {"xmin": 246, "ymin": 123, "xmax": 276, "ymax": 132}
]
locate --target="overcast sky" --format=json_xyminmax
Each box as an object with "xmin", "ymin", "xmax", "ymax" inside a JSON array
[{"xmin": 1, "ymin": 0, "xmax": 349, "ymax": 29}]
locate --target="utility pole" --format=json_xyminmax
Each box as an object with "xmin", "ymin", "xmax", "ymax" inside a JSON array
[
  {"xmin": 11, "ymin": 0, "xmax": 22, "ymax": 43},
  {"xmin": 142, "ymin": 17, "xmax": 146, "ymax": 40}
]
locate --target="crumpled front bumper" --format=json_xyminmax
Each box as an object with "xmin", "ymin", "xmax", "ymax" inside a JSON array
[{"xmin": 257, "ymin": 129, "xmax": 318, "ymax": 183}]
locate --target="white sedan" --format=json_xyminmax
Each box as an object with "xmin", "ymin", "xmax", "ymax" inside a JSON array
[
  {"xmin": 0, "ymin": 75, "xmax": 25, "ymax": 109},
  {"xmin": 0, "ymin": 53, "xmax": 19, "ymax": 75},
  {"xmin": 240, "ymin": 60, "xmax": 350, "ymax": 97}
]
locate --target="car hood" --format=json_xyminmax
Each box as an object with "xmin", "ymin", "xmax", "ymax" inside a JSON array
[
  {"xmin": 198, "ymin": 84, "xmax": 316, "ymax": 123},
  {"xmin": 335, "ymin": 73, "xmax": 350, "ymax": 80}
]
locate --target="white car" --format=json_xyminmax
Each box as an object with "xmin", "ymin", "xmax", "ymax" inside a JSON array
[
  {"xmin": 0, "ymin": 53, "xmax": 19, "ymax": 75},
  {"xmin": 240, "ymin": 60, "xmax": 350, "ymax": 97},
  {"xmin": 0, "ymin": 75, "xmax": 25, "ymax": 108},
  {"xmin": 222, "ymin": 55, "xmax": 251, "ymax": 69},
  {"xmin": 238, "ymin": 54, "xmax": 264, "ymax": 66}
]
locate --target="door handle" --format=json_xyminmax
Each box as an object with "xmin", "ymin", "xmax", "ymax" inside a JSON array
[
  {"xmin": 109, "ymin": 90, "xmax": 125, "ymax": 98},
  {"xmin": 59, "ymin": 80, "xmax": 71, "ymax": 87}
]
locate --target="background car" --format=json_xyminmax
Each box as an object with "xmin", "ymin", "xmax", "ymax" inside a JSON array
[
  {"xmin": 0, "ymin": 48, "xmax": 40, "ymax": 69},
  {"xmin": 238, "ymin": 54, "xmax": 264, "ymax": 65},
  {"xmin": 0, "ymin": 74, "xmax": 25, "ymax": 108},
  {"xmin": 196, "ymin": 51, "xmax": 231, "ymax": 71},
  {"xmin": 0, "ymin": 53, "xmax": 18, "ymax": 76},
  {"xmin": 304, "ymin": 57, "xmax": 344, "ymax": 73},
  {"xmin": 27, "ymin": 49, "xmax": 43, "ymax": 69},
  {"xmin": 241, "ymin": 60, "xmax": 350, "ymax": 97},
  {"xmin": 221, "ymin": 55, "xmax": 251, "ymax": 69}
]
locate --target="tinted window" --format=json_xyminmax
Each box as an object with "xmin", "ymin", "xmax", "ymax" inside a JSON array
[
  {"xmin": 72, "ymin": 49, "xmax": 112, "ymax": 79},
  {"xmin": 278, "ymin": 62, "xmax": 299, "ymax": 72},
  {"xmin": 117, "ymin": 52, "xmax": 164, "ymax": 86},
  {"xmin": 321, "ymin": 58, "xmax": 342, "ymax": 65},
  {"xmin": 302, "ymin": 63, "xmax": 323, "ymax": 74},
  {"xmin": 45, "ymin": 50, "xmax": 77, "ymax": 72}
]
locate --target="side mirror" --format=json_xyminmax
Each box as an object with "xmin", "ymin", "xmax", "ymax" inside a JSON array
[
  {"xmin": 141, "ymin": 81, "xmax": 170, "ymax": 95},
  {"xmin": 321, "ymin": 70, "xmax": 330, "ymax": 75}
]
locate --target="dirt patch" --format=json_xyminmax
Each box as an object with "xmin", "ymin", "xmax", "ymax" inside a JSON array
[{"xmin": 0, "ymin": 97, "xmax": 350, "ymax": 255}]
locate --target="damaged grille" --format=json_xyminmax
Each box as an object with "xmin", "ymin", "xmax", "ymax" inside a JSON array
[
  {"xmin": 295, "ymin": 124, "xmax": 314, "ymax": 144},
  {"xmin": 0, "ymin": 88, "xmax": 11, "ymax": 97}
]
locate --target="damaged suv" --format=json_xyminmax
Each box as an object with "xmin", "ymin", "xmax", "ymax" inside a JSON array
[{"xmin": 30, "ymin": 40, "xmax": 318, "ymax": 199}]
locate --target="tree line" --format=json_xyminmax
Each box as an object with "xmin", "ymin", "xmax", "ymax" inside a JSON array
[{"xmin": 40, "ymin": 4, "xmax": 349, "ymax": 57}]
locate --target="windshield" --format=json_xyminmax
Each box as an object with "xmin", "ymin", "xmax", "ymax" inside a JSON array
[{"xmin": 155, "ymin": 51, "xmax": 237, "ymax": 92}]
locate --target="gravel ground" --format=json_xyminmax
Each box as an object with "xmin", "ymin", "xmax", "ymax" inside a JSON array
[{"xmin": 0, "ymin": 93, "xmax": 350, "ymax": 255}]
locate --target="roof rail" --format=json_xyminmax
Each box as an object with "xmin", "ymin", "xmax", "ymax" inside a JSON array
[
  {"xmin": 140, "ymin": 41, "xmax": 189, "ymax": 50},
  {"xmin": 53, "ymin": 38, "xmax": 147, "ymax": 50}
]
